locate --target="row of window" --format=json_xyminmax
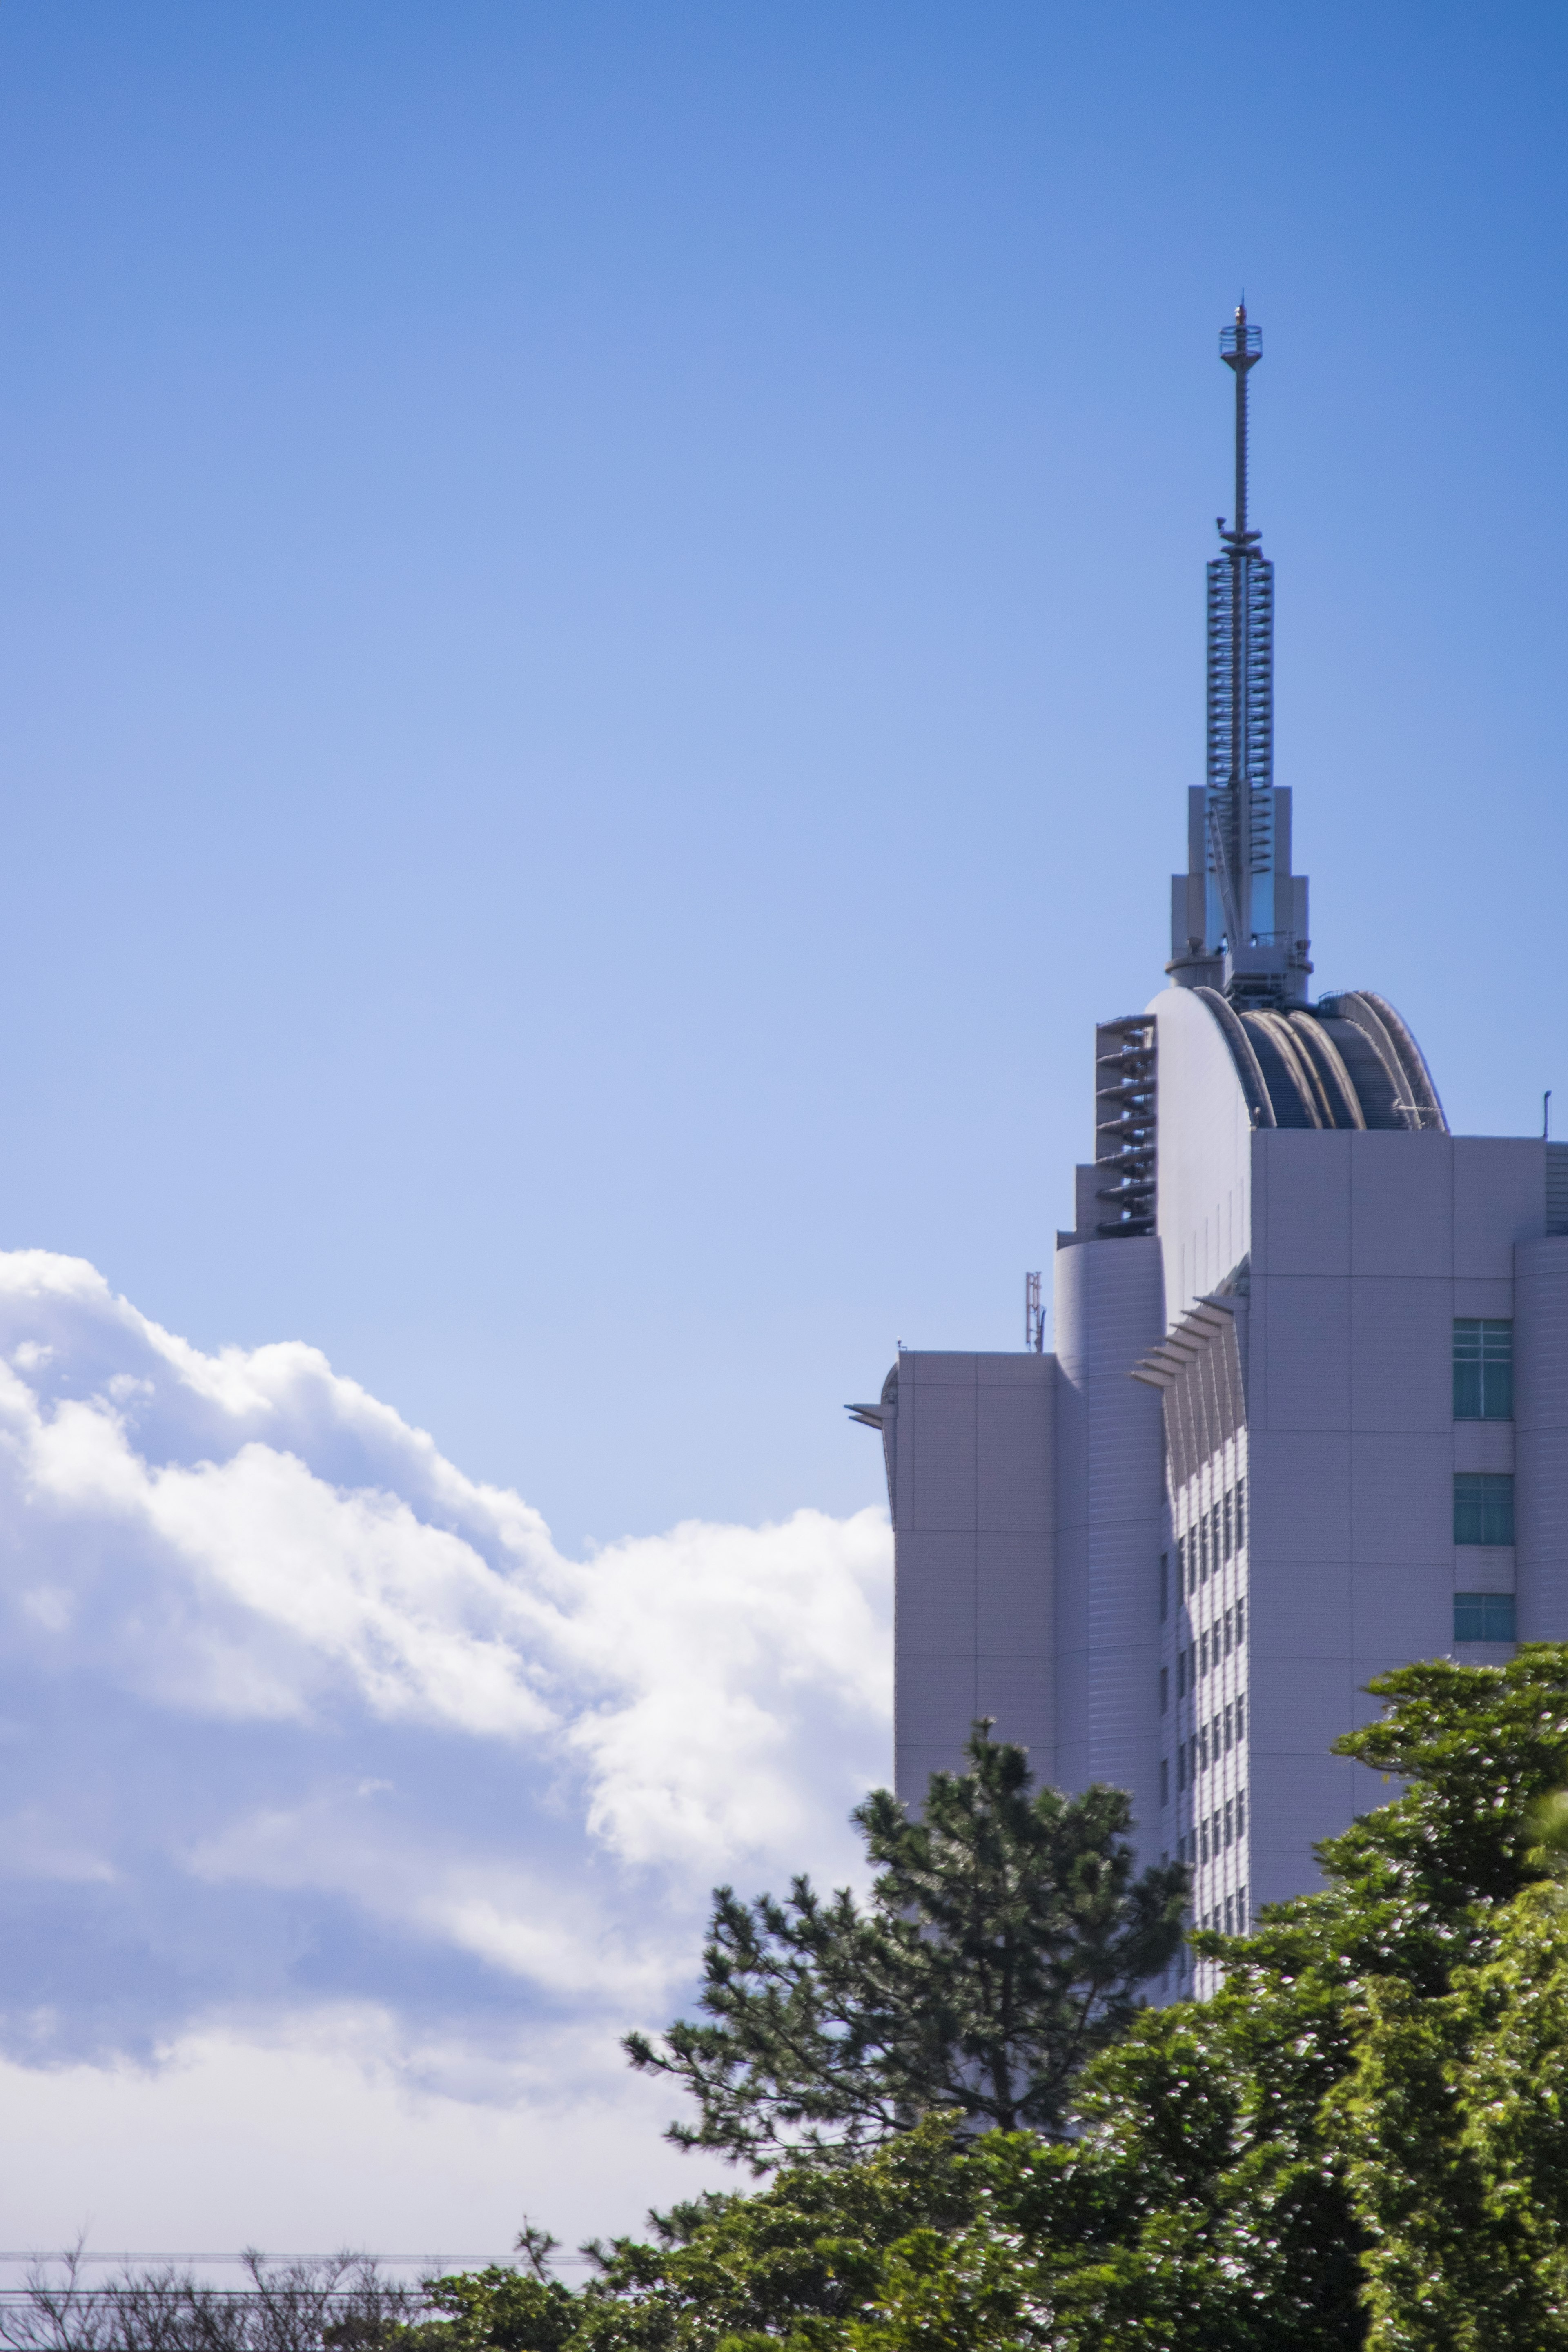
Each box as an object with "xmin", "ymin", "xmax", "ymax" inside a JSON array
[
  {"xmin": 1174, "ymin": 1478, "xmax": 1247, "ymax": 1597},
  {"xmin": 1162, "ymin": 1472, "xmax": 1516, "ymax": 1570},
  {"xmin": 1178, "ymin": 1790, "xmax": 1246, "ymax": 1864},
  {"xmin": 1455, "ymin": 1319, "xmax": 1513, "ymax": 1420},
  {"xmin": 1167, "ymin": 1599, "xmax": 1247, "ymax": 1707},
  {"xmin": 1185, "ymin": 1693, "xmax": 1241, "ymax": 1778},
  {"xmin": 1198, "ymin": 1889, "xmax": 1248, "ymax": 1937},
  {"xmin": 1162, "ymin": 1695, "xmax": 1247, "ymax": 1800}
]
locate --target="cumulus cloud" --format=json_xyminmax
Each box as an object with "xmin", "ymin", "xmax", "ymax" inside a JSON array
[{"xmin": 0, "ymin": 1250, "xmax": 891, "ymax": 2238}]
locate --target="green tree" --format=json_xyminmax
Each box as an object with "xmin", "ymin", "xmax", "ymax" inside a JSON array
[
  {"xmin": 1321, "ymin": 1649, "xmax": 1568, "ymax": 2350},
  {"xmin": 412, "ymin": 1652, "xmax": 1568, "ymax": 2352},
  {"xmin": 626, "ymin": 1722, "xmax": 1187, "ymax": 2171}
]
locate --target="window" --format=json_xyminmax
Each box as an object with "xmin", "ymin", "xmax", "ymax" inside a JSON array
[
  {"xmin": 1223, "ymin": 1606, "xmax": 1234, "ymax": 1657},
  {"xmin": 1236, "ymin": 1789, "xmax": 1246, "ymax": 1838},
  {"xmin": 1200, "ymin": 1817, "xmax": 1209, "ymax": 1864},
  {"xmin": 1454, "ymin": 1591, "xmax": 1517, "ymax": 1643},
  {"xmin": 1236, "ymin": 1595, "xmax": 1246, "ymax": 1645},
  {"xmin": 1236, "ymin": 1476, "xmax": 1246, "ymax": 1548},
  {"xmin": 1455, "ymin": 1472, "xmax": 1515, "ymax": 1546},
  {"xmin": 1236, "ymin": 1691, "xmax": 1246, "ymax": 1742},
  {"xmin": 1238, "ymin": 1880, "xmax": 1247, "ymax": 1926},
  {"xmin": 1160, "ymin": 1553, "xmax": 1169, "ymax": 1622},
  {"xmin": 1210, "ymin": 1501, "xmax": 1221, "ymax": 1573},
  {"xmin": 1160, "ymin": 1756, "xmax": 1169, "ymax": 1804},
  {"xmin": 1454, "ymin": 1319, "xmax": 1513, "ymax": 1420},
  {"xmin": 1223, "ymin": 1701, "xmax": 1233, "ymax": 1752},
  {"xmin": 1178, "ymin": 1742, "xmax": 1187, "ymax": 1793},
  {"xmin": 1224, "ymin": 1894, "xmax": 1235, "ymax": 1934},
  {"xmin": 1200, "ymin": 1629, "xmax": 1209, "ymax": 1678},
  {"xmin": 1160, "ymin": 1666, "xmax": 1169, "ymax": 1715},
  {"xmin": 1199, "ymin": 1721, "xmax": 1209, "ymax": 1771},
  {"xmin": 1223, "ymin": 1798, "xmax": 1234, "ymax": 1848},
  {"xmin": 1223, "ymin": 1490, "xmax": 1233, "ymax": 1559},
  {"xmin": 1178, "ymin": 1647, "xmax": 1188, "ymax": 1700},
  {"xmin": 1199, "ymin": 1518, "xmax": 1209, "ymax": 1581}
]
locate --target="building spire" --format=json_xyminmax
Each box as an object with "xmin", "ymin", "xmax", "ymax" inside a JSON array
[
  {"xmin": 1166, "ymin": 301, "xmax": 1311, "ymax": 1008},
  {"xmin": 1219, "ymin": 300, "xmax": 1261, "ymax": 550}
]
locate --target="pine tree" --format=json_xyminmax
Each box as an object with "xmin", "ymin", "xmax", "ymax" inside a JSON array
[{"xmin": 625, "ymin": 1723, "xmax": 1187, "ymax": 2171}]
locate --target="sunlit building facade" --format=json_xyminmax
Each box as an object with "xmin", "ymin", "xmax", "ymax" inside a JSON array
[{"xmin": 852, "ymin": 310, "xmax": 1568, "ymax": 1986}]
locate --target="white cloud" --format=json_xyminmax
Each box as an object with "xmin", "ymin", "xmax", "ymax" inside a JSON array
[{"xmin": 0, "ymin": 1249, "xmax": 892, "ymax": 2247}]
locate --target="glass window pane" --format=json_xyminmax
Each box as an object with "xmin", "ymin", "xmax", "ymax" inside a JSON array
[
  {"xmin": 1454, "ymin": 1475, "xmax": 1486, "ymax": 1544},
  {"xmin": 1454, "ymin": 1592, "xmax": 1486, "ymax": 1641},
  {"xmin": 1455, "ymin": 1474, "xmax": 1513, "ymax": 1544},
  {"xmin": 1481, "ymin": 1321, "xmax": 1513, "ymax": 1418},
  {"xmin": 1483, "ymin": 1593, "xmax": 1517, "ymax": 1642},
  {"xmin": 1454, "ymin": 1357, "xmax": 1483, "ymax": 1418}
]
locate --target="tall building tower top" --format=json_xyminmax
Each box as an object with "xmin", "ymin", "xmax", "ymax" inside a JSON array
[{"xmin": 1168, "ymin": 303, "xmax": 1311, "ymax": 1008}]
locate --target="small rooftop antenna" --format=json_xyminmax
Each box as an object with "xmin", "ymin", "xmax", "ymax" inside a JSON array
[{"xmin": 1025, "ymin": 1272, "xmax": 1044, "ymax": 1353}]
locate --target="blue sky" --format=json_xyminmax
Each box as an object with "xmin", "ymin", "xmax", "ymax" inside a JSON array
[
  {"xmin": 1, "ymin": 5, "xmax": 1566, "ymax": 1551},
  {"xmin": 2, "ymin": 0, "xmax": 1568, "ymax": 2261}
]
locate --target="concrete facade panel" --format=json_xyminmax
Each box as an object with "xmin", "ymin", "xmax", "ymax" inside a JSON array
[
  {"xmin": 895, "ymin": 1532, "xmax": 976, "ymax": 1651},
  {"xmin": 1350, "ymin": 1432, "xmax": 1453, "ymax": 1562},
  {"xmin": 1247, "ymin": 1428, "xmax": 1351, "ymax": 1556},
  {"xmin": 1350, "ymin": 1568, "xmax": 1452, "ymax": 1656},
  {"xmin": 895, "ymin": 1656, "xmax": 979, "ymax": 1756},
  {"xmin": 1454, "ymin": 1138, "xmax": 1544, "ymax": 1277},
  {"xmin": 974, "ymin": 1656, "xmax": 1052, "ymax": 1758},
  {"xmin": 1452, "ymin": 1545, "xmax": 1515, "ymax": 1593},
  {"xmin": 1515, "ymin": 1236, "xmax": 1568, "ymax": 1639},
  {"xmin": 1350, "ymin": 1281, "xmax": 1452, "ymax": 1431},
  {"xmin": 1250, "ymin": 1560, "xmax": 1352, "ymax": 1654},
  {"xmin": 976, "ymin": 1381, "xmax": 1051, "ymax": 1532},
  {"xmin": 909, "ymin": 1381, "xmax": 977, "ymax": 1531},
  {"xmin": 976, "ymin": 1534, "xmax": 1051, "ymax": 1653},
  {"xmin": 1248, "ymin": 1657, "xmax": 1356, "ymax": 1750},
  {"xmin": 1453, "ymin": 1423, "xmax": 1514, "ymax": 1473},
  {"xmin": 1453, "ymin": 1277, "xmax": 1516, "ymax": 1319},
  {"xmin": 1350, "ymin": 1134, "xmax": 1452, "ymax": 1277},
  {"xmin": 1254, "ymin": 1275, "xmax": 1350, "ymax": 1429},
  {"xmin": 1254, "ymin": 1131, "xmax": 1351, "ymax": 1277}
]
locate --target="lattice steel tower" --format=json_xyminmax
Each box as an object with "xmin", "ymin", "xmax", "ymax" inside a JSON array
[{"xmin": 1168, "ymin": 303, "xmax": 1311, "ymax": 1007}]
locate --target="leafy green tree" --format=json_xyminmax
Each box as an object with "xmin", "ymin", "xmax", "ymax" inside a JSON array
[
  {"xmin": 1315, "ymin": 1650, "xmax": 1568, "ymax": 2350},
  {"xmin": 410, "ymin": 1652, "xmax": 1568, "ymax": 2352},
  {"xmin": 626, "ymin": 1722, "xmax": 1187, "ymax": 2171}
]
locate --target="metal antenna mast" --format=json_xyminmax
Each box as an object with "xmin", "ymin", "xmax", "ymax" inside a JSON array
[
  {"xmin": 1168, "ymin": 300, "xmax": 1310, "ymax": 1007},
  {"xmin": 1222, "ymin": 298, "xmax": 1261, "ymax": 548}
]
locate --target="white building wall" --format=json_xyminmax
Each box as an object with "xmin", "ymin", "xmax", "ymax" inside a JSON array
[
  {"xmin": 1148, "ymin": 984, "xmax": 1254, "ymax": 1317},
  {"xmin": 886, "ymin": 982, "xmax": 1564, "ymax": 1958},
  {"xmin": 1052, "ymin": 1234, "xmax": 1166, "ymax": 1866},
  {"xmin": 1516, "ymin": 1233, "xmax": 1568, "ymax": 1641},
  {"xmin": 891, "ymin": 1350, "xmax": 1054, "ymax": 1808},
  {"xmin": 1245, "ymin": 1128, "xmax": 1545, "ymax": 1911}
]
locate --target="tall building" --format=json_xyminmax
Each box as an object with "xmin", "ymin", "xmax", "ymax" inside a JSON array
[{"xmin": 851, "ymin": 307, "xmax": 1568, "ymax": 1989}]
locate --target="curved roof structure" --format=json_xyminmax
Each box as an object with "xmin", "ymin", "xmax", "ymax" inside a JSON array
[{"xmin": 1194, "ymin": 985, "xmax": 1447, "ymax": 1133}]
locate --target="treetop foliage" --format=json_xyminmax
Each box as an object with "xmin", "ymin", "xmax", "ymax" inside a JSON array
[{"xmin": 625, "ymin": 1721, "xmax": 1187, "ymax": 2170}]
